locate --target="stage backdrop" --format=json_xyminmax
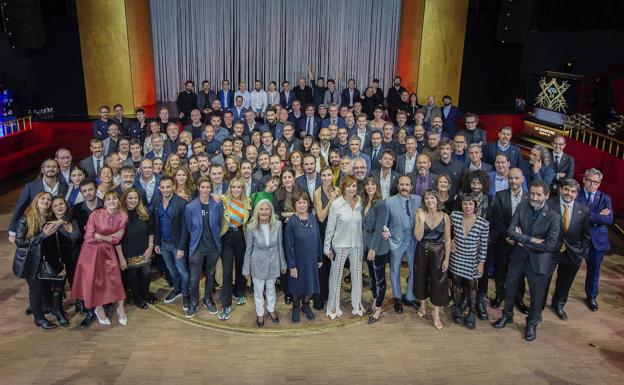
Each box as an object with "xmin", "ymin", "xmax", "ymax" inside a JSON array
[{"xmin": 150, "ymin": 0, "xmax": 402, "ymax": 102}]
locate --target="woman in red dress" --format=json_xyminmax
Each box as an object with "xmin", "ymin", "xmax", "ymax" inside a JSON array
[{"xmin": 71, "ymin": 191, "xmax": 128, "ymax": 326}]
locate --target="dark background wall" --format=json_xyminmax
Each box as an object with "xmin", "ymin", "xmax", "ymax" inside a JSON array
[{"xmin": 0, "ymin": 0, "xmax": 86, "ymax": 116}]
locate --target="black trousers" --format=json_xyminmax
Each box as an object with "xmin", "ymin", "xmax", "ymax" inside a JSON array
[
  {"xmin": 495, "ymin": 239, "xmax": 527, "ymax": 302},
  {"xmin": 126, "ymin": 264, "xmax": 152, "ymax": 305},
  {"xmin": 25, "ymin": 278, "xmax": 46, "ymax": 321},
  {"xmin": 371, "ymin": 253, "xmax": 389, "ymax": 308},
  {"xmin": 221, "ymin": 227, "xmax": 246, "ymax": 304},
  {"xmin": 313, "ymin": 255, "xmax": 331, "ymax": 306},
  {"xmin": 453, "ymin": 275, "xmax": 478, "ymax": 313},
  {"xmin": 502, "ymin": 253, "xmax": 549, "ymax": 327},
  {"xmin": 189, "ymin": 248, "xmax": 220, "ymax": 306},
  {"xmin": 548, "ymin": 253, "xmax": 582, "ymax": 308}
]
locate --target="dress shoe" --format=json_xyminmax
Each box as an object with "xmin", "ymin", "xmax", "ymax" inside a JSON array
[
  {"xmin": 302, "ymin": 304, "xmax": 315, "ymax": 320},
  {"xmin": 136, "ymin": 302, "xmax": 149, "ymax": 309},
  {"xmin": 515, "ymin": 300, "xmax": 529, "ymax": 315},
  {"xmin": 25, "ymin": 306, "xmax": 32, "ymax": 315},
  {"xmin": 525, "ymin": 324, "xmax": 537, "ymax": 342},
  {"xmin": 586, "ymin": 298, "xmax": 598, "ymax": 312},
  {"xmin": 284, "ymin": 295, "xmax": 293, "ymax": 305},
  {"xmin": 452, "ymin": 306, "xmax": 464, "ymax": 325},
  {"xmin": 464, "ymin": 312, "xmax": 476, "ymax": 329},
  {"xmin": 146, "ymin": 294, "xmax": 157, "ymax": 305},
  {"xmin": 80, "ymin": 311, "xmax": 95, "ymax": 329},
  {"xmin": 394, "ymin": 299, "xmax": 403, "ymax": 314},
  {"xmin": 34, "ymin": 318, "xmax": 57, "ymax": 330},
  {"xmin": 313, "ymin": 300, "xmax": 325, "ymax": 311},
  {"xmin": 477, "ymin": 294, "xmax": 489, "ymax": 321},
  {"xmin": 256, "ymin": 316, "xmax": 264, "ymax": 328},
  {"xmin": 291, "ymin": 306, "xmax": 301, "ymax": 323},
  {"xmin": 552, "ymin": 305, "xmax": 568, "ymax": 321},
  {"xmin": 405, "ymin": 300, "xmax": 420, "ymax": 311},
  {"xmin": 268, "ymin": 311, "xmax": 280, "ymax": 324},
  {"xmin": 493, "ymin": 316, "xmax": 514, "ymax": 329},
  {"xmin": 490, "ymin": 296, "xmax": 503, "ymax": 309}
]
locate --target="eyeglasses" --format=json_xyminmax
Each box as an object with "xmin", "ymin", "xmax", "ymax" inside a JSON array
[{"xmin": 584, "ymin": 178, "xmax": 601, "ymax": 185}]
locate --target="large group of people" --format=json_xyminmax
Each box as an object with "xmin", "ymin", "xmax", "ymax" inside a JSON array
[{"xmin": 9, "ymin": 75, "xmax": 614, "ymax": 342}]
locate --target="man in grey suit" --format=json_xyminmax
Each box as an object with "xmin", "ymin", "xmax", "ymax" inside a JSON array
[
  {"xmin": 551, "ymin": 134, "xmax": 575, "ymax": 193},
  {"xmin": 79, "ymin": 138, "xmax": 105, "ymax": 179},
  {"xmin": 385, "ymin": 175, "xmax": 422, "ymax": 314},
  {"xmin": 494, "ymin": 180, "xmax": 561, "ymax": 342}
]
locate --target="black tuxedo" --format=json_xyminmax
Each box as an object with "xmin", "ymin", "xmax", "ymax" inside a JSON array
[
  {"xmin": 503, "ymin": 202, "xmax": 561, "ymax": 326},
  {"xmin": 297, "ymin": 116, "xmax": 321, "ymax": 138},
  {"xmin": 545, "ymin": 197, "xmax": 591, "ymax": 308},
  {"xmin": 364, "ymin": 146, "xmax": 384, "ymax": 171},
  {"xmin": 551, "ymin": 152, "xmax": 575, "ymax": 191}
]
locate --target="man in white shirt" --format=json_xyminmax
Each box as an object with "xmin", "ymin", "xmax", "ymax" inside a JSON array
[
  {"xmin": 396, "ymin": 136, "xmax": 418, "ymax": 175},
  {"xmin": 297, "ymin": 154, "xmax": 321, "ymax": 201},
  {"xmin": 250, "ymin": 80, "xmax": 268, "ymax": 116},
  {"xmin": 55, "ymin": 148, "xmax": 73, "ymax": 185},
  {"xmin": 234, "ymin": 81, "xmax": 251, "ymax": 109}
]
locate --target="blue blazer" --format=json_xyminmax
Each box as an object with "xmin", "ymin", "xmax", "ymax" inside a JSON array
[
  {"xmin": 576, "ymin": 190, "xmax": 613, "ymax": 252},
  {"xmin": 181, "ymin": 197, "xmax": 223, "ymax": 257},
  {"xmin": 217, "ymin": 90, "xmax": 234, "ymax": 110},
  {"xmin": 153, "ymin": 194, "xmax": 188, "ymax": 250},
  {"xmin": 231, "ymin": 106, "xmax": 247, "ymax": 122},
  {"xmin": 9, "ymin": 179, "xmax": 69, "ymax": 233},
  {"xmin": 279, "ymin": 91, "xmax": 294, "ymax": 110},
  {"xmin": 522, "ymin": 163, "xmax": 555, "ymax": 187},
  {"xmin": 296, "ymin": 174, "xmax": 322, "ymax": 196},
  {"xmin": 340, "ymin": 88, "xmax": 361, "ymax": 107},
  {"xmin": 297, "ymin": 116, "xmax": 321, "ymax": 138},
  {"xmin": 321, "ymin": 117, "xmax": 345, "ymax": 129},
  {"xmin": 145, "ymin": 150, "xmax": 169, "ymax": 163},
  {"xmin": 488, "ymin": 171, "xmax": 527, "ymax": 196},
  {"xmin": 441, "ymin": 105, "xmax": 462, "ymax": 137},
  {"xmin": 385, "ymin": 193, "xmax": 421, "ymax": 250},
  {"xmin": 133, "ymin": 174, "xmax": 162, "ymax": 211},
  {"xmin": 483, "ymin": 142, "xmax": 523, "ymax": 169}
]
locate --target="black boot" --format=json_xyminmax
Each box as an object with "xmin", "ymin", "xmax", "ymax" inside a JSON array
[
  {"xmin": 465, "ymin": 312, "xmax": 476, "ymax": 329},
  {"xmin": 80, "ymin": 310, "xmax": 95, "ymax": 329},
  {"xmin": 50, "ymin": 292, "xmax": 69, "ymax": 327},
  {"xmin": 302, "ymin": 302, "xmax": 315, "ymax": 320},
  {"xmin": 452, "ymin": 305, "xmax": 464, "ymax": 324},
  {"xmin": 75, "ymin": 299, "xmax": 87, "ymax": 315},
  {"xmin": 292, "ymin": 305, "xmax": 301, "ymax": 323},
  {"xmin": 35, "ymin": 318, "xmax": 57, "ymax": 330},
  {"xmin": 476, "ymin": 293, "xmax": 489, "ymax": 321}
]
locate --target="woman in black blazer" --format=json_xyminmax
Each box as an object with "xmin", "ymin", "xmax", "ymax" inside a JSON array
[
  {"xmin": 13, "ymin": 192, "xmax": 63, "ymax": 330},
  {"xmin": 360, "ymin": 176, "xmax": 390, "ymax": 324}
]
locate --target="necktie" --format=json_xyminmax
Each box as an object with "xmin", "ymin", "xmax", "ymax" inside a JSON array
[
  {"xmin": 405, "ymin": 199, "xmax": 411, "ymax": 217},
  {"xmin": 96, "ymin": 159, "xmax": 101, "ymax": 174},
  {"xmin": 560, "ymin": 204, "xmax": 569, "ymax": 252},
  {"xmin": 372, "ymin": 148, "xmax": 378, "ymax": 160},
  {"xmin": 589, "ymin": 192, "xmax": 594, "ymax": 204},
  {"xmin": 555, "ymin": 155, "xmax": 560, "ymax": 166},
  {"xmin": 307, "ymin": 118, "xmax": 312, "ymax": 135}
]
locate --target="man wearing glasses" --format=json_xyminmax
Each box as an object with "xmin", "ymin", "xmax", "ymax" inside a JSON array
[
  {"xmin": 460, "ymin": 112, "xmax": 487, "ymax": 148},
  {"xmin": 551, "ymin": 135, "xmax": 575, "ymax": 193},
  {"xmin": 576, "ymin": 168, "xmax": 613, "ymax": 312}
]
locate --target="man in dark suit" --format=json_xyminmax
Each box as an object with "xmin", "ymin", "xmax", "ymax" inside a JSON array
[
  {"xmin": 321, "ymin": 103, "xmax": 345, "ymax": 129},
  {"xmin": 490, "ymin": 167, "xmax": 528, "ymax": 310},
  {"xmin": 494, "ymin": 180, "xmax": 561, "ymax": 342},
  {"xmin": 387, "ymin": 76, "xmax": 407, "ymax": 122},
  {"xmin": 298, "ymin": 104, "xmax": 320, "ymax": 139},
  {"xmin": 8, "ymin": 158, "xmax": 69, "ymax": 244},
  {"xmin": 134, "ymin": 158, "xmax": 161, "ymax": 211},
  {"xmin": 110, "ymin": 104, "xmax": 132, "ymax": 137},
  {"xmin": 545, "ymin": 179, "xmax": 591, "ymax": 321},
  {"xmin": 231, "ymin": 96, "xmax": 247, "ymax": 122},
  {"xmin": 295, "ymin": 77, "xmax": 313, "ymax": 107},
  {"xmin": 297, "ymin": 154, "xmax": 322, "ymax": 199},
  {"xmin": 408, "ymin": 154, "xmax": 437, "ymax": 197},
  {"xmin": 460, "ymin": 143, "xmax": 493, "ymax": 192},
  {"xmin": 483, "ymin": 126, "xmax": 523, "ymax": 168},
  {"xmin": 576, "ymin": 168, "xmax": 613, "ymax": 312},
  {"xmin": 364, "ymin": 130, "xmax": 384, "ymax": 171},
  {"xmin": 430, "ymin": 139, "xmax": 465, "ymax": 198},
  {"xmin": 551, "ymin": 134, "xmax": 575, "ymax": 193},
  {"xmin": 176, "ymin": 81, "xmax": 197, "ymax": 122},
  {"xmin": 395, "ymin": 137, "xmax": 418, "ymax": 175},
  {"xmin": 217, "ymin": 79, "xmax": 234, "ymax": 110},
  {"xmin": 241, "ymin": 160, "xmax": 263, "ymax": 197},
  {"xmin": 371, "ymin": 149, "xmax": 399, "ymax": 199},
  {"xmin": 54, "ymin": 148, "xmax": 74, "ymax": 186},
  {"xmin": 279, "ymin": 81, "xmax": 294, "ymax": 110},
  {"xmin": 440, "ymin": 95, "xmax": 462, "ymax": 138},
  {"xmin": 92, "ymin": 105, "xmax": 111, "ymax": 140},
  {"xmin": 79, "ymin": 139, "xmax": 105, "ymax": 179},
  {"xmin": 341, "ymin": 78, "xmax": 360, "ymax": 107},
  {"xmin": 283, "ymin": 122, "xmax": 302, "ymax": 153}
]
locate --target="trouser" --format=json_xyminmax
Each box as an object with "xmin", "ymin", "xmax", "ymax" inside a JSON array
[
  {"xmin": 364, "ymin": 244, "xmax": 377, "ymax": 299},
  {"xmin": 389, "ymin": 241, "xmax": 416, "ymax": 301},
  {"xmin": 221, "ymin": 227, "xmax": 247, "ymax": 303},
  {"xmin": 585, "ymin": 246, "xmax": 605, "ymax": 299},
  {"xmin": 550, "ymin": 254, "xmax": 582, "ymax": 308},
  {"xmin": 293, "ymin": 295, "xmax": 311, "ymax": 307},
  {"xmin": 189, "ymin": 248, "xmax": 220, "ymax": 306},
  {"xmin": 126, "ymin": 264, "xmax": 152, "ymax": 305},
  {"xmin": 452, "ymin": 275, "xmax": 478, "ymax": 313},
  {"xmin": 313, "ymin": 255, "xmax": 332, "ymax": 306},
  {"xmin": 327, "ymin": 247, "xmax": 363, "ymax": 316},
  {"xmin": 160, "ymin": 241, "xmax": 190, "ymax": 297},
  {"xmin": 414, "ymin": 241, "xmax": 449, "ymax": 307},
  {"xmin": 495, "ymin": 239, "xmax": 526, "ymax": 302},
  {"xmin": 372, "ymin": 253, "xmax": 390, "ymax": 308},
  {"xmin": 502, "ymin": 254, "xmax": 549, "ymax": 327},
  {"xmin": 477, "ymin": 241, "xmax": 495, "ymax": 295},
  {"xmin": 25, "ymin": 278, "xmax": 46, "ymax": 322},
  {"xmin": 252, "ymin": 278, "xmax": 276, "ymax": 316}
]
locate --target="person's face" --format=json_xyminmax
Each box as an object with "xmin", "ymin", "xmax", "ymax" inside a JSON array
[
  {"xmin": 349, "ymin": 140, "xmax": 360, "ymax": 154},
  {"xmin": 371, "ymin": 133, "xmax": 382, "ymax": 147},
  {"xmin": 159, "ymin": 109, "xmax": 169, "ymax": 121},
  {"xmin": 188, "ymin": 158, "xmax": 199, "ymax": 173},
  {"xmin": 427, "ymin": 96, "xmax": 435, "ymax": 106},
  {"xmin": 328, "ymin": 81, "xmax": 335, "ymax": 90},
  {"xmin": 149, "ymin": 122, "xmax": 160, "ymax": 135},
  {"xmin": 236, "ymin": 97, "xmax": 243, "ymax": 107},
  {"xmin": 468, "ymin": 147, "xmax": 482, "ymax": 163},
  {"xmin": 303, "ymin": 157, "xmax": 316, "ymax": 174},
  {"xmin": 374, "ymin": 109, "xmax": 383, "ymax": 119},
  {"xmin": 406, "ymin": 139, "xmax": 417, "ymax": 154},
  {"xmin": 462, "ymin": 200, "xmax": 475, "ymax": 215},
  {"xmin": 159, "ymin": 180, "xmax": 174, "ymax": 198},
  {"xmin": 91, "ymin": 142, "xmax": 103, "ymax": 158},
  {"xmin": 167, "ymin": 125, "xmax": 179, "ymax": 139},
  {"xmin": 241, "ymin": 163, "xmax": 253, "ymax": 179},
  {"xmin": 109, "ymin": 155, "xmax": 122, "ymax": 170},
  {"xmin": 130, "ymin": 144, "xmax": 142, "ymax": 157},
  {"xmin": 193, "ymin": 141, "xmax": 205, "ymax": 155},
  {"xmin": 177, "ymin": 145, "xmax": 187, "ymax": 158},
  {"xmin": 443, "ymin": 97, "xmax": 451, "ymax": 106},
  {"xmin": 329, "ymin": 106, "xmax": 338, "ymax": 117},
  {"xmin": 319, "ymin": 129, "xmax": 330, "ymax": 144},
  {"xmin": 353, "ymin": 161, "xmax": 367, "ymax": 180},
  {"xmin": 553, "ymin": 138, "xmax": 566, "ymax": 153},
  {"xmin": 414, "ymin": 112, "xmax": 424, "ymax": 124},
  {"xmin": 431, "ymin": 117, "xmax": 443, "ymax": 130},
  {"xmin": 258, "ymin": 202, "xmax": 272, "ymax": 222},
  {"xmin": 152, "ymin": 137, "xmax": 163, "ymax": 151},
  {"xmin": 437, "ymin": 177, "xmax": 450, "ymax": 192},
  {"xmin": 328, "ymin": 126, "xmax": 337, "ymax": 139},
  {"xmin": 276, "ymin": 143, "xmax": 287, "ymax": 156},
  {"xmin": 306, "ymin": 106, "xmax": 315, "ymax": 117},
  {"xmin": 239, "ymin": 82, "xmax": 246, "ymax": 91},
  {"xmin": 397, "ymin": 176, "xmax": 412, "ymax": 197},
  {"xmin": 498, "ymin": 129, "xmax": 512, "ymax": 145},
  {"xmin": 230, "ymin": 182, "xmax": 244, "ymax": 198},
  {"xmin": 100, "ymin": 167, "xmax": 112, "ymax": 183},
  {"xmin": 234, "ymin": 123, "xmax": 244, "ymax": 136},
  {"xmin": 348, "ymin": 80, "xmax": 355, "ymax": 89},
  {"xmin": 246, "ymin": 147, "xmax": 258, "ymax": 163},
  {"xmin": 439, "ymin": 144, "xmax": 451, "ymax": 160},
  {"xmin": 253, "ymin": 81, "xmax": 261, "ymax": 91},
  {"xmin": 340, "ymin": 158, "xmax": 353, "ymax": 174},
  {"xmin": 283, "ymin": 125, "xmax": 294, "ymax": 139},
  {"xmin": 233, "ymin": 140, "xmax": 243, "ymax": 154},
  {"xmin": 178, "ymin": 132, "xmax": 190, "ymax": 145},
  {"xmin": 118, "ymin": 140, "xmax": 129, "ymax": 153},
  {"xmin": 400, "ymin": 92, "xmax": 409, "ymax": 102},
  {"xmin": 345, "ymin": 114, "xmax": 354, "ymax": 126},
  {"xmin": 465, "ymin": 116, "xmax": 477, "ymax": 130},
  {"xmin": 315, "ymin": 78, "xmax": 324, "ymax": 87},
  {"xmin": 222, "ymin": 80, "xmax": 229, "ymax": 90},
  {"xmin": 454, "ymin": 136, "xmax": 466, "ymax": 152},
  {"xmin": 414, "ymin": 125, "xmax": 424, "ymax": 139},
  {"xmin": 329, "ymin": 152, "xmax": 340, "ymax": 167},
  {"xmin": 266, "ymin": 110, "xmax": 277, "ymax": 124},
  {"xmin": 104, "ymin": 194, "xmax": 119, "ymax": 210},
  {"xmin": 99, "ymin": 108, "xmax": 109, "ymax": 120},
  {"xmin": 222, "ymin": 141, "xmax": 233, "ymax": 155},
  {"xmin": 282, "ymin": 172, "xmax": 294, "ymax": 188},
  {"xmin": 41, "ymin": 160, "xmax": 59, "ymax": 178},
  {"xmin": 202, "ymin": 82, "xmax": 210, "ymax": 92},
  {"xmin": 36, "ymin": 194, "xmax": 51, "ymax": 212},
  {"xmin": 508, "ymin": 169, "xmax": 524, "ymax": 190},
  {"xmin": 185, "ymin": 82, "xmax": 194, "ymax": 92},
  {"xmin": 136, "ymin": 111, "xmax": 145, "ymax": 121},
  {"xmin": 175, "ymin": 169, "xmax": 188, "ymax": 186},
  {"xmin": 495, "ymin": 156, "xmax": 509, "ymax": 174},
  {"xmin": 584, "ymin": 174, "xmax": 601, "ymax": 193},
  {"xmin": 292, "ymin": 101, "xmax": 301, "ymax": 111},
  {"xmin": 70, "ymin": 169, "xmax": 85, "ymax": 186},
  {"xmin": 80, "ymin": 183, "xmax": 96, "ymax": 202},
  {"xmin": 52, "ymin": 199, "xmax": 67, "ymax": 218},
  {"xmin": 210, "ymin": 116, "xmax": 221, "ymax": 128},
  {"xmin": 108, "ymin": 125, "xmax": 120, "ymax": 138},
  {"xmin": 262, "ymin": 133, "xmax": 273, "ymax": 146},
  {"xmin": 344, "ymin": 182, "xmax": 357, "ymax": 197},
  {"xmin": 258, "ymin": 154, "xmax": 270, "ymax": 169},
  {"xmin": 212, "ymin": 100, "xmax": 222, "ymax": 110},
  {"xmin": 357, "ymin": 116, "xmax": 367, "ymax": 130},
  {"xmin": 530, "ymin": 148, "xmax": 541, "ymax": 164},
  {"xmin": 529, "ymin": 186, "xmax": 548, "ymax": 209},
  {"xmin": 394, "ymin": 77, "xmax": 401, "ymax": 87},
  {"xmin": 365, "ymin": 181, "xmax": 378, "ymax": 196},
  {"xmin": 294, "ymin": 198, "xmax": 308, "ymax": 214},
  {"xmin": 410, "ymin": 94, "xmax": 417, "ymax": 103},
  {"xmin": 266, "ymin": 179, "xmax": 279, "ymax": 192},
  {"xmin": 380, "ymin": 153, "xmax": 393, "ymax": 169},
  {"xmin": 424, "ymin": 193, "xmax": 438, "ymax": 209},
  {"xmin": 204, "ymin": 126, "xmax": 215, "ymax": 141},
  {"xmin": 141, "ymin": 161, "xmax": 154, "ymax": 178},
  {"xmin": 338, "ymin": 129, "xmax": 348, "ymax": 142},
  {"xmin": 224, "ymin": 114, "xmax": 234, "ymax": 125},
  {"xmin": 226, "ymin": 158, "xmax": 238, "ymax": 173},
  {"xmin": 169, "ymin": 155, "xmax": 180, "ymax": 169},
  {"xmin": 416, "ymin": 157, "xmax": 430, "ymax": 174},
  {"xmin": 198, "ymin": 157, "xmax": 210, "ymax": 172},
  {"xmin": 427, "ymin": 134, "xmax": 439, "ymax": 148},
  {"xmin": 55, "ymin": 150, "xmax": 72, "ymax": 169},
  {"xmin": 560, "ymin": 184, "xmax": 578, "ymax": 204},
  {"xmin": 397, "ymin": 113, "xmax": 407, "ymax": 125},
  {"xmin": 120, "ymin": 170, "xmax": 134, "ymax": 188},
  {"xmin": 270, "ymin": 157, "xmax": 282, "ymax": 174},
  {"xmin": 320, "ymin": 169, "xmax": 332, "ymax": 185},
  {"xmin": 210, "ymin": 167, "xmax": 223, "ymax": 184},
  {"xmin": 290, "ymin": 152, "xmax": 302, "ymax": 166},
  {"xmin": 199, "ymin": 182, "xmax": 211, "ymax": 199},
  {"xmin": 283, "ymin": 82, "xmax": 290, "ymax": 92},
  {"xmin": 470, "ymin": 178, "xmax": 483, "ymax": 194},
  {"xmin": 125, "ymin": 191, "xmax": 139, "ymax": 210}
]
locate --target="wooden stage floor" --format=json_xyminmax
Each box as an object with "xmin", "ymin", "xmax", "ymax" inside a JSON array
[{"xmin": 0, "ymin": 183, "xmax": 623, "ymax": 385}]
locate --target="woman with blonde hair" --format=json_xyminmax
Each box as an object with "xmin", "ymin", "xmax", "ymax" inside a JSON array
[
  {"xmin": 243, "ymin": 199, "xmax": 286, "ymax": 327},
  {"xmin": 143, "ymin": 120, "xmax": 167, "ymax": 154},
  {"xmin": 225, "ymin": 155, "xmax": 242, "ymax": 182},
  {"xmin": 164, "ymin": 153, "xmax": 181, "ymax": 177},
  {"xmin": 173, "ymin": 166, "xmax": 196, "ymax": 201},
  {"xmin": 96, "ymin": 166, "xmax": 115, "ymax": 199}
]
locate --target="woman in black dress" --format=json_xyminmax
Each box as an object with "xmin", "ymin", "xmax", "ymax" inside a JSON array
[
  {"xmin": 284, "ymin": 192, "xmax": 322, "ymax": 323},
  {"xmin": 43, "ymin": 196, "xmax": 81, "ymax": 327},
  {"xmin": 116, "ymin": 188, "xmax": 156, "ymax": 309}
]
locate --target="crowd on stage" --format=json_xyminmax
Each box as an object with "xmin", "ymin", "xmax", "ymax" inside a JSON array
[{"xmin": 8, "ymin": 74, "xmax": 614, "ymax": 341}]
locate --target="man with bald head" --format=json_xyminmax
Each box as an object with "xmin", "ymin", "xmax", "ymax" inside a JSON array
[{"xmin": 409, "ymin": 154, "xmax": 437, "ymax": 197}]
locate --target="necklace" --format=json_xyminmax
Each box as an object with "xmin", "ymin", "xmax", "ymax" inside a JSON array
[{"xmin": 297, "ymin": 214, "xmax": 312, "ymax": 228}]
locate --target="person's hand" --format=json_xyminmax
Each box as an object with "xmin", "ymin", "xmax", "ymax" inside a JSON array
[
  {"xmin": 477, "ymin": 262, "xmax": 484, "ymax": 275},
  {"xmin": 450, "ymin": 239, "xmax": 457, "ymax": 253},
  {"xmin": 94, "ymin": 233, "xmax": 103, "ymax": 241},
  {"xmin": 557, "ymin": 172, "xmax": 566, "ymax": 179},
  {"xmin": 280, "ymin": 269, "xmax": 286, "ymax": 275},
  {"xmin": 119, "ymin": 258, "xmax": 127, "ymax": 271},
  {"xmin": 212, "ymin": 194, "xmax": 222, "ymax": 202},
  {"xmin": 42, "ymin": 222, "xmax": 57, "ymax": 236},
  {"xmin": 530, "ymin": 237, "xmax": 544, "ymax": 244},
  {"xmin": 290, "ymin": 268, "xmax": 298, "ymax": 278},
  {"xmin": 531, "ymin": 157, "xmax": 542, "ymax": 173},
  {"xmin": 176, "ymin": 250, "xmax": 185, "ymax": 259},
  {"xmin": 441, "ymin": 258, "xmax": 449, "ymax": 272},
  {"xmin": 329, "ymin": 190, "xmax": 338, "ymax": 200},
  {"xmin": 599, "ymin": 208, "xmax": 611, "ymax": 216},
  {"xmin": 8, "ymin": 234, "xmax": 15, "ymax": 245},
  {"xmin": 367, "ymin": 249, "xmax": 376, "ymax": 261},
  {"xmin": 514, "ymin": 226, "xmax": 522, "ymax": 235},
  {"xmin": 154, "ymin": 245, "xmax": 161, "ymax": 254},
  {"xmin": 381, "ymin": 228, "xmax": 391, "ymax": 240},
  {"xmin": 203, "ymin": 108, "xmax": 211, "ymax": 114},
  {"xmin": 143, "ymin": 246, "xmax": 153, "ymax": 262},
  {"xmin": 245, "ymin": 274, "xmax": 251, "ymax": 280},
  {"xmin": 317, "ymin": 261, "xmax": 322, "ymax": 268},
  {"xmin": 59, "ymin": 268, "xmax": 67, "ymax": 277},
  {"xmin": 326, "ymin": 250, "xmax": 334, "ymax": 261},
  {"xmin": 505, "ymin": 237, "xmax": 515, "ymax": 246},
  {"xmin": 179, "ymin": 112, "xmax": 184, "ymax": 119},
  {"xmin": 416, "ymin": 208, "xmax": 426, "ymax": 221}
]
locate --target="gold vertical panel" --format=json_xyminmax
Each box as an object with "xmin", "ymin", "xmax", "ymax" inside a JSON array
[
  {"xmin": 125, "ymin": 0, "xmax": 156, "ymax": 108},
  {"xmin": 396, "ymin": 0, "xmax": 426, "ymax": 93},
  {"xmin": 417, "ymin": 0, "xmax": 469, "ymax": 105}
]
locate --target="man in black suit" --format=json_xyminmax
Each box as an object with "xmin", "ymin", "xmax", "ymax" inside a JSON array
[
  {"xmin": 408, "ymin": 154, "xmax": 437, "ymax": 197},
  {"xmin": 490, "ymin": 168, "xmax": 528, "ymax": 310},
  {"xmin": 279, "ymin": 80, "xmax": 294, "ymax": 111},
  {"xmin": 298, "ymin": 103, "xmax": 320, "ymax": 139},
  {"xmin": 364, "ymin": 130, "xmax": 384, "ymax": 171},
  {"xmin": 241, "ymin": 160, "xmax": 263, "ymax": 197},
  {"xmin": 341, "ymin": 78, "xmax": 360, "ymax": 108},
  {"xmin": 371, "ymin": 149, "xmax": 399, "ymax": 199},
  {"xmin": 386, "ymin": 76, "xmax": 407, "ymax": 122},
  {"xmin": 551, "ymin": 134, "xmax": 575, "ymax": 193},
  {"xmin": 55, "ymin": 148, "xmax": 73, "ymax": 185},
  {"xmin": 395, "ymin": 136, "xmax": 418, "ymax": 175},
  {"xmin": 296, "ymin": 154, "xmax": 321, "ymax": 199},
  {"xmin": 494, "ymin": 180, "xmax": 561, "ymax": 342},
  {"xmin": 79, "ymin": 139, "xmax": 105, "ymax": 179},
  {"xmin": 8, "ymin": 158, "xmax": 69, "ymax": 244},
  {"xmin": 111, "ymin": 104, "xmax": 133, "ymax": 137},
  {"xmin": 283, "ymin": 122, "xmax": 302, "ymax": 153},
  {"xmin": 545, "ymin": 178, "xmax": 591, "ymax": 321}
]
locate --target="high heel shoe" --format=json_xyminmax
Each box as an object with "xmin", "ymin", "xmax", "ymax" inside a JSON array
[
  {"xmin": 117, "ymin": 311, "xmax": 128, "ymax": 326},
  {"xmin": 433, "ymin": 315, "xmax": 443, "ymax": 330},
  {"xmin": 95, "ymin": 310, "xmax": 111, "ymax": 326},
  {"xmin": 417, "ymin": 301, "xmax": 426, "ymax": 318}
]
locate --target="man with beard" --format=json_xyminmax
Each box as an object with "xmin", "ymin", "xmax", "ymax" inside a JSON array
[
  {"xmin": 424, "ymin": 96, "xmax": 442, "ymax": 127},
  {"xmin": 297, "ymin": 154, "xmax": 321, "ymax": 200},
  {"xmin": 102, "ymin": 123, "xmax": 121, "ymax": 156},
  {"xmin": 116, "ymin": 166, "xmax": 145, "ymax": 197},
  {"xmin": 192, "ymin": 152, "xmax": 211, "ymax": 183},
  {"xmin": 176, "ymin": 80, "xmax": 197, "ymax": 123},
  {"xmin": 459, "ymin": 112, "xmax": 487, "ymax": 148},
  {"xmin": 409, "ymin": 154, "xmax": 437, "ymax": 197},
  {"xmin": 241, "ymin": 160, "xmax": 263, "ymax": 197},
  {"xmin": 253, "ymin": 152, "xmax": 272, "ymax": 180},
  {"xmin": 328, "ymin": 149, "xmax": 342, "ymax": 186},
  {"xmin": 262, "ymin": 106, "xmax": 284, "ymax": 140},
  {"xmin": 494, "ymin": 180, "xmax": 560, "ymax": 342},
  {"xmin": 429, "ymin": 116, "xmax": 449, "ymax": 139},
  {"xmin": 197, "ymin": 80, "xmax": 217, "ymax": 116},
  {"xmin": 386, "ymin": 76, "xmax": 407, "ymax": 122},
  {"xmin": 283, "ymin": 122, "xmax": 301, "ymax": 153},
  {"xmin": 352, "ymin": 157, "xmax": 368, "ymax": 194},
  {"xmin": 421, "ymin": 131, "xmax": 441, "ymax": 163},
  {"xmin": 440, "ymin": 95, "xmax": 462, "ymax": 138},
  {"xmin": 484, "ymin": 126, "xmax": 522, "ymax": 168},
  {"xmin": 371, "ymin": 149, "xmax": 399, "ymax": 199},
  {"xmin": 210, "ymin": 138, "xmax": 234, "ymax": 167},
  {"xmin": 430, "ymin": 139, "xmax": 465, "ymax": 198},
  {"xmin": 318, "ymin": 127, "xmax": 332, "ymax": 165}
]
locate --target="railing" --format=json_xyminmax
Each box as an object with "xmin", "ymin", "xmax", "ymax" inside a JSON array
[
  {"xmin": 568, "ymin": 124, "xmax": 624, "ymax": 159},
  {"xmin": 0, "ymin": 116, "xmax": 33, "ymax": 138}
]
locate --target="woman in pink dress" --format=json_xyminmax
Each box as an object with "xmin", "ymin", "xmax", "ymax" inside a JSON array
[{"xmin": 71, "ymin": 191, "xmax": 129, "ymax": 326}]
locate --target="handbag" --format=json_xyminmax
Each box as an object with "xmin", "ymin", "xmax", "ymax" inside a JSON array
[
  {"xmin": 126, "ymin": 255, "xmax": 150, "ymax": 268},
  {"xmin": 38, "ymin": 232, "xmax": 64, "ymax": 281}
]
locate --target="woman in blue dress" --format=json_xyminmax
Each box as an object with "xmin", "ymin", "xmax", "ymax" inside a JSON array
[{"xmin": 284, "ymin": 191, "xmax": 322, "ymax": 323}]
